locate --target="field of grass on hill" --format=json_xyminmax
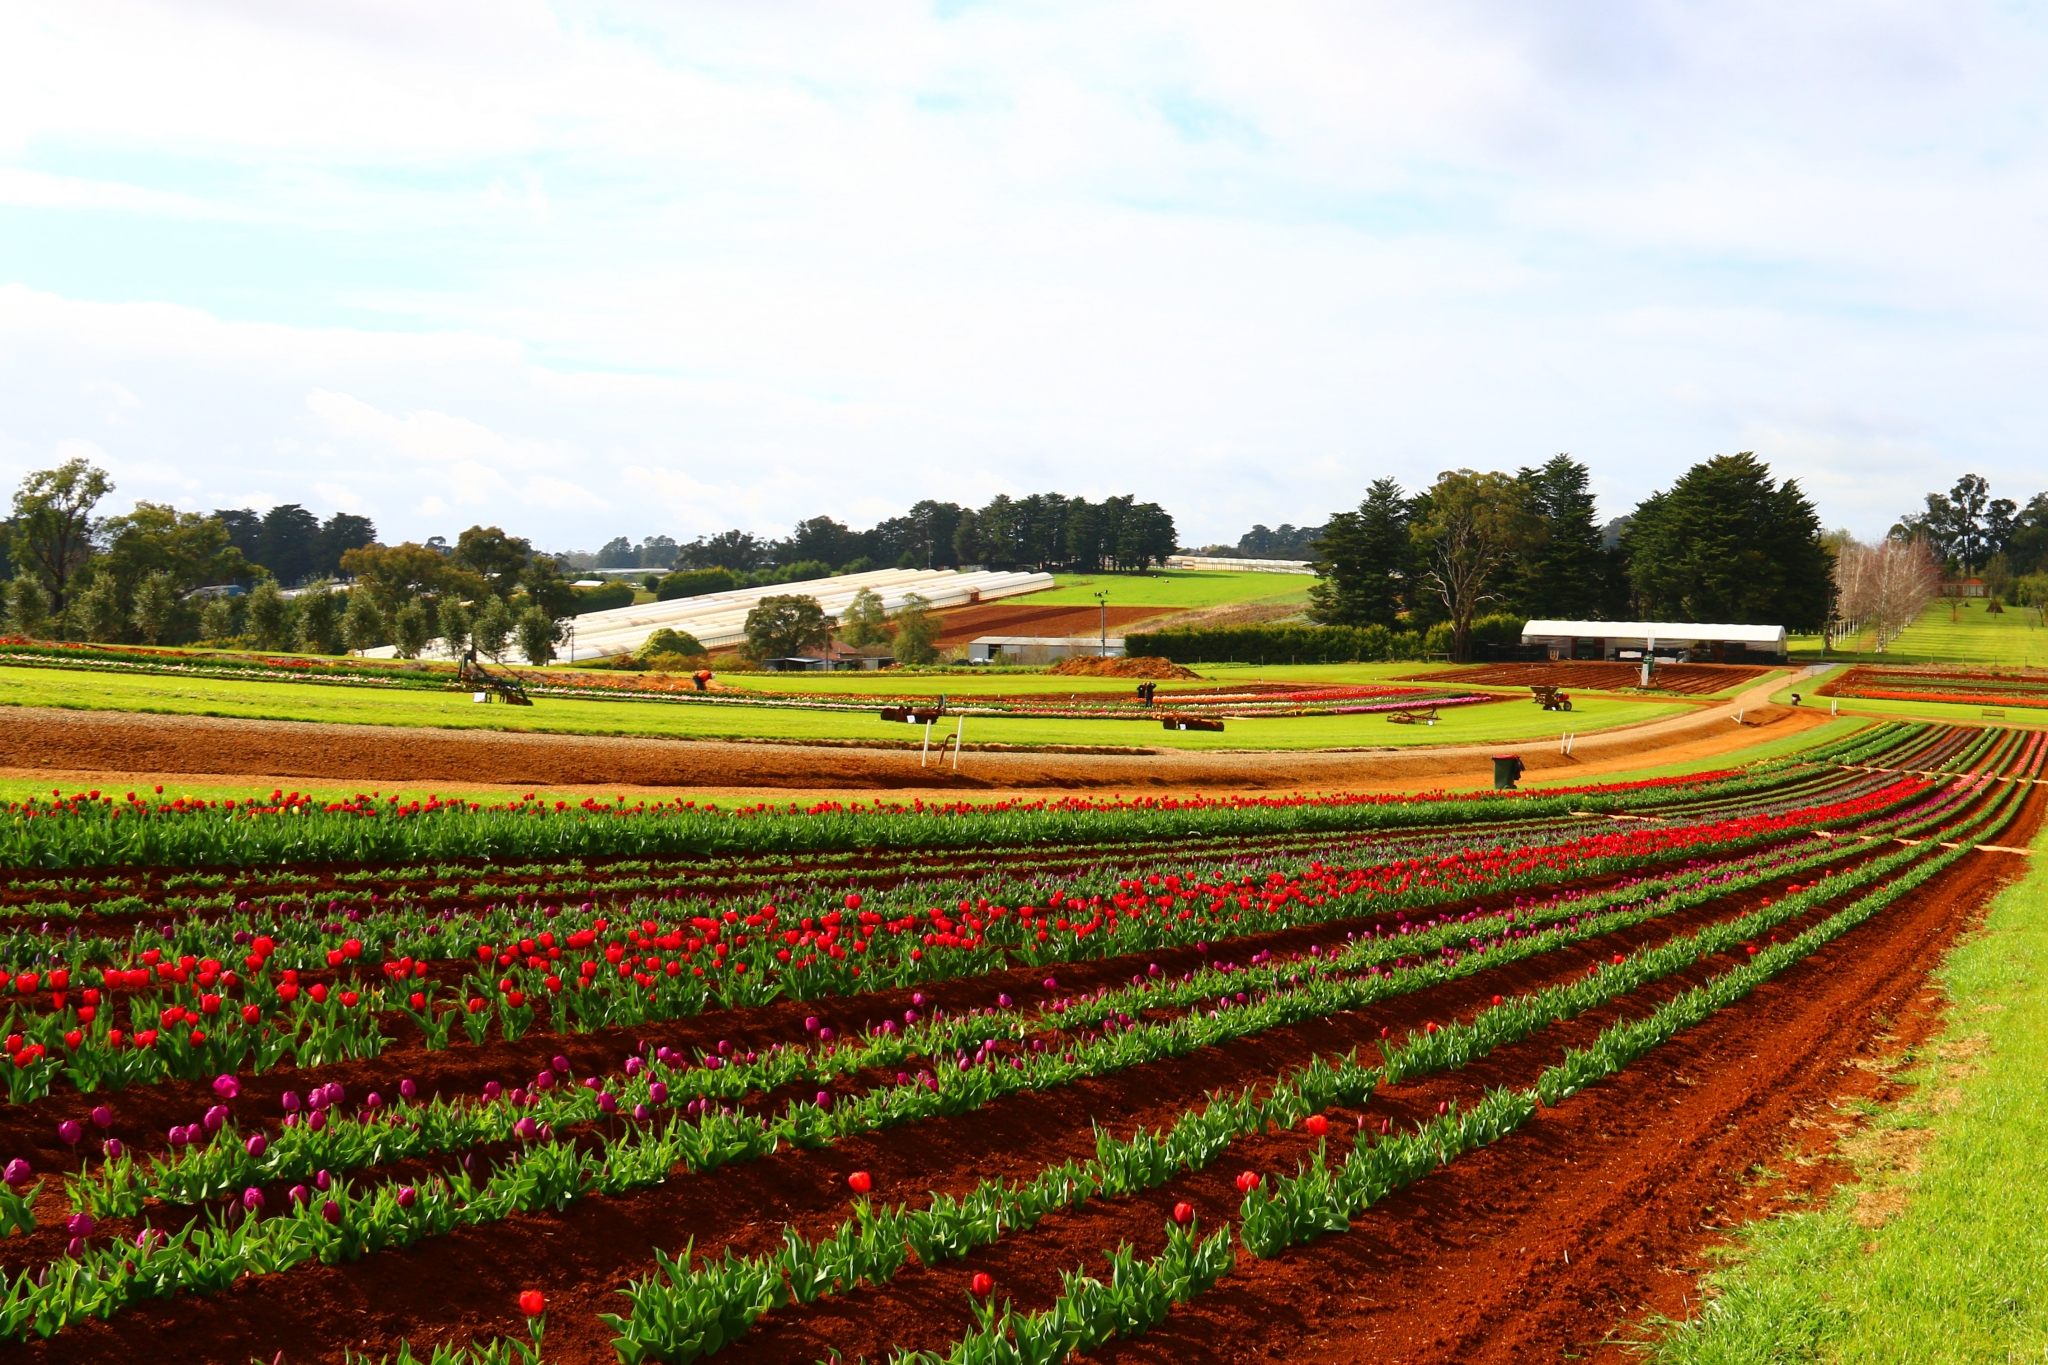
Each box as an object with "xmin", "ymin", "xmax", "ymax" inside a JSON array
[
  {"xmin": 1027, "ymin": 569, "xmax": 1311, "ymax": 610},
  {"xmin": 1793, "ymin": 596, "xmax": 2048, "ymax": 667}
]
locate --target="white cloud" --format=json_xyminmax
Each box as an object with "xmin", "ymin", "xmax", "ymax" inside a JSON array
[{"xmin": 0, "ymin": 2, "xmax": 2043, "ymax": 546}]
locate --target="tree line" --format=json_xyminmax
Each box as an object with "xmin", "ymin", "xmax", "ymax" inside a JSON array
[
  {"xmin": 1890, "ymin": 473, "xmax": 2048, "ymax": 597},
  {"xmin": 571, "ymin": 492, "xmax": 1179, "ymax": 580},
  {"xmin": 1308, "ymin": 452, "xmax": 1832, "ymax": 660},
  {"xmin": 0, "ymin": 459, "xmax": 578, "ymax": 662}
]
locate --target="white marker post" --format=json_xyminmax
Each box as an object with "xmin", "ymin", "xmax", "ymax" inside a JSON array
[{"xmin": 951, "ymin": 716, "xmax": 965, "ymax": 770}]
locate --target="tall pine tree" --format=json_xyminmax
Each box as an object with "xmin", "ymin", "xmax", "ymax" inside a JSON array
[
  {"xmin": 1623, "ymin": 452, "xmax": 1830, "ymax": 630},
  {"xmin": 1308, "ymin": 478, "xmax": 1412, "ymax": 627},
  {"xmin": 1514, "ymin": 454, "xmax": 1608, "ymax": 618}
]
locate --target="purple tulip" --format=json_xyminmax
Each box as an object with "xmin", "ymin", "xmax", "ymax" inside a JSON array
[
  {"xmin": 103, "ymin": 1138, "xmax": 124, "ymax": 1159},
  {"xmin": 2, "ymin": 1159, "xmax": 30, "ymax": 1188},
  {"xmin": 716, "ymin": 1039, "xmax": 732, "ymax": 1057},
  {"xmin": 597, "ymin": 1093, "xmax": 618, "ymax": 1115},
  {"xmin": 242, "ymin": 1187, "xmax": 263, "ymax": 1212},
  {"xmin": 805, "ymin": 1015, "xmax": 821, "ymax": 1033},
  {"xmin": 89, "ymin": 1105, "xmax": 113, "ymax": 1129},
  {"xmin": 648, "ymin": 1081, "xmax": 668, "ymax": 1105},
  {"xmin": 289, "ymin": 1184, "xmax": 309, "ymax": 1207},
  {"xmin": 212, "ymin": 1074, "xmax": 240, "ymax": 1100},
  {"xmin": 246, "ymin": 1134, "xmax": 267, "ymax": 1158},
  {"xmin": 136, "ymin": 1227, "xmax": 164, "ymax": 1251},
  {"xmin": 364, "ymin": 1092, "xmax": 381, "ymax": 1111},
  {"xmin": 66, "ymin": 1236, "xmax": 85, "ymax": 1257},
  {"xmin": 904, "ymin": 1009, "xmax": 918, "ymax": 1025},
  {"xmin": 632, "ymin": 1103, "xmax": 651, "ymax": 1122},
  {"xmin": 320, "ymin": 1199, "xmax": 340, "ymax": 1225},
  {"xmin": 281, "ymin": 1091, "xmax": 302, "ymax": 1113},
  {"xmin": 704, "ymin": 1055, "xmax": 722, "ymax": 1072},
  {"xmin": 307, "ymin": 1110, "xmax": 326, "ymax": 1133},
  {"xmin": 398, "ymin": 1078, "xmax": 417, "ymax": 1100},
  {"xmin": 483, "ymin": 1081, "xmax": 502, "ymax": 1101},
  {"xmin": 66, "ymin": 1212, "xmax": 93, "ymax": 1239},
  {"xmin": 205, "ymin": 1105, "xmax": 230, "ymax": 1132},
  {"xmin": 998, "ymin": 993, "xmax": 1014, "ymax": 1008},
  {"xmin": 818, "ymin": 1028, "xmax": 835, "ymax": 1043},
  {"xmin": 395, "ymin": 1186, "xmax": 417, "ymax": 1209},
  {"xmin": 534, "ymin": 1071, "xmax": 554, "ymax": 1092},
  {"xmin": 315, "ymin": 1169, "xmax": 332, "ymax": 1192},
  {"xmin": 57, "ymin": 1120, "xmax": 81, "ymax": 1146},
  {"xmin": 167, "ymin": 1126, "xmax": 188, "ymax": 1148},
  {"xmin": 625, "ymin": 1056, "xmax": 644, "ymax": 1076},
  {"xmin": 513, "ymin": 1117, "xmax": 539, "ymax": 1142},
  {"xmin": 1043, "ymin": 977, "xmax": 1058, "ymax": 989},
  {"xmin": 815, "ymin": 1090, "xmax": 834, "ymax": 1111},
  {"xmin": 912, "ymin": 992, "xmax": 927, "ymax": 1007},
  {"xmin": 551, "ymin": 1055, "xmax": 570, "ymax": 1074}
]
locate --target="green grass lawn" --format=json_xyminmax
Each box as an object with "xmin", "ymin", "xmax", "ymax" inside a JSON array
[
  {"xmin": 0, "ymin": 663, "xmax": 1687, "ymax": 753},
  {"xmin": 1637, "ymin": 818, "xmax": 2048, "ymax": 1364},
  {"xmin": 723, "ymin": 660, "xmax": 1446, "ymax": 696},
  {"xmin": 1020, "ymin": 569, "xmax": 1311, "ymax": 610},
  {"xmin": 1792, "ymin": 596, "xmax": 2048, "ymax": 667}
]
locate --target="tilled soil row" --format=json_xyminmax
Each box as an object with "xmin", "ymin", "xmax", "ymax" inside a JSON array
[
  {"xmin": 676, "ymin": 839, "xmax": 1945, "ymax": 1365},
  {"xmin": 0, "ymin": 841, "xmax": 1887, "ymax": 1363},
  {"xmin": 1084, "ymin": 793, "xmax": 2040, "ymax": 1365}
]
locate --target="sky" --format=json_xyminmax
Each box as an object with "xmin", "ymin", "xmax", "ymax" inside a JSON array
[{"xmin": 2, "ymin": 1, "xmax": 2045, "ymax": 553}]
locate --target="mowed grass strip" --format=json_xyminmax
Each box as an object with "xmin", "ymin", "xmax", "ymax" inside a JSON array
[
  {"xmin": 1794, "ymin": 596, "xmax": 2048, "ymax": 668},
  {"xmin": 0, "ymin": 663, "xmax": 1689, "ymax": 751},
  {"xmin": 1637, "ymin": 819, "xmax": 2048, "ymax": 1364},
  {"xmin": 1021, "ymin": 568, "xmax": 1312, "ymax": 609}
]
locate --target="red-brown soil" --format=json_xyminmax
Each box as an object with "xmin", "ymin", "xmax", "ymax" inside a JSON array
[
  {"xmin": 1046, "ymin": 655, "xmax": 1202, "ymax": 680},
  {"xmin": 1403, "ymin": 662, "xmax": 1774, "ymax": 696},
  {"xmin": 932, "ymin": 601, "xmax": 1170, "ymax": 648},
  {"xmin": 0, "ymin": 685, "xmax": 1826, "ymax": 801}
]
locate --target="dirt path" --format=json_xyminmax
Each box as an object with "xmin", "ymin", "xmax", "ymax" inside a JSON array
[{"xmin": 0, "ymin": 674, "xmax": 1829, "ymax": 800}]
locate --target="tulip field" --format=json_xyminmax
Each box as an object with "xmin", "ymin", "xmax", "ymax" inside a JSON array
[{"xmin": 0, "ymin": 720, "xmax": 2037, "ymax": 1364}]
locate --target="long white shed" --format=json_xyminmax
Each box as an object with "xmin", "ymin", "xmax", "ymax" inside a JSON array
[{"xmin": 1519, "ymin": 620, "xmax": 1788, "ymax": 663}]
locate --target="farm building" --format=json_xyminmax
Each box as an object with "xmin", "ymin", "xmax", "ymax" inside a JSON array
[
  {"xmin": 1519, "ymin": 620, "xmax": 1788, "ymax": 663},
  {"xmin": 968, "ymin": 635, "xmax": 1126, "ymax": 663}
]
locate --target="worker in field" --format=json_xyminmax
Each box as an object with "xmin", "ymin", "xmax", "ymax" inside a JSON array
[
  {"xmin": 1136, "ymin": 681, "xmax": 1157, "ymax": 706},
  {"xmin": 693, "ymin": 668, "xmax": 713, "ymax": 692}
]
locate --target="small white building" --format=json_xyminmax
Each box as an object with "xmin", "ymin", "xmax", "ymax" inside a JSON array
[
  {"xmin": 968, "ymin": 635, "xmax": 1126, "ymax": 664},
  {"xmin": 1519, "ymin": 620, "xmax": 1788, "ymax": 664}
]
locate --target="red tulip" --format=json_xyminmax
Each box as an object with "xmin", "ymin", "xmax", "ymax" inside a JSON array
[
  {"xmin": 1234, "ymin": 1170, "xmax": 1260, "ymax": 1194},
  {"xmin": 1172, "ymin": 1201, "xmax": 1194, "ymax": 1224},
  {"xmin": 848, "ymin": 1170, "xmax": 872, "ymax": 1194},
  {"xmin": 1490, "ymin": 995, "xmax": 1502, "ymax": 1006},
  {"xmin": 970, "ymin": 1272, "xmax": 994, "ymax": 1296},
  {"xmin": 519, "ymin": 1290, "xmax": 546, "ymax": 1317},
  {"xmin": 1304, "ymin": 1114, "xmax": 1329, "ymax": 1136}
]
